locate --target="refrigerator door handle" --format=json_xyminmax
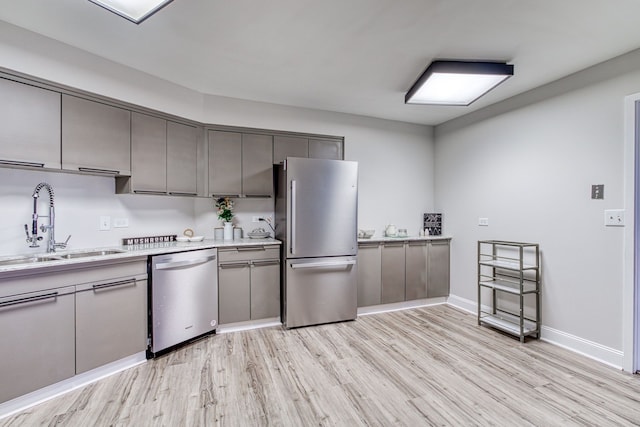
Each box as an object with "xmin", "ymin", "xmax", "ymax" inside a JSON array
[
  {"xmin": 290, "ymin": 179, "xmax": 297, "ymax": 255},
  {"xmin": 290, "ymin": 260, "xmax": 356, "ymax": 270}
]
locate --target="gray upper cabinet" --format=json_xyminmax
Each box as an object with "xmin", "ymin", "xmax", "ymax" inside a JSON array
[
  {"xmin": 62, "ymin": 95, "xmax": 131, "ymax": 176},
  {"xmin": 242, "ymin": 133, "xmax": 273, "ymax": 197},
  {"xmin": 273, "ymin": 135, "xmax": 308, "ymax": 164},
  {"xmin": 0, "ymin": 78, "xmax": 61, "ymax": 170},
  {"xmin": 167, "ymin": 121, "xmax": 198, "ymax": 195},
  {"xmin": 309, "ymin": 138, "xmax": 343, "ymax": 160},
  {"xmin": 130, "ymin": 112, "xmax": 167, "ymax": 194},
  {"xmin": 209, "ymin": 130, "xmax": 242, "ymax": 197}
]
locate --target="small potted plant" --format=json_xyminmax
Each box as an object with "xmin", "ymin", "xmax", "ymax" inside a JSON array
[{"xmin": 215, "ymin": 197, "xmax": 234, "ymax": 240}]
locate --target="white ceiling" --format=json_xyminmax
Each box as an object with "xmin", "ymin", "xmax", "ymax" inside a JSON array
[{"xmin": 1, "ymin": 0, "xmax": 640, "ymax": 125}]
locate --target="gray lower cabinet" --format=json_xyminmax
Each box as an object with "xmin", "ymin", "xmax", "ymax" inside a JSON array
[
  {"xmin": 381, "ymin": 242, "xmax": 406, "ymax": 304},
  {"xmin": 167, "ymin": 121, "xmax": 199, "ymax": 195},
  {"xmin": 308, "ymin": 138, "xmax": 343, "ymax": 160},
  {"xmin": 0, "ymin": 77, "xmax": 61, "ymax": 170},
  {"xmin": 357, "ymin": 242, "xmax": 382, "ymax": 307},
  {"xmin": 218, "ymin": 246, "xmax": 280, "ymax": 324},
  {"xmin": 405, "ymin": 241, "xmax": 428, "ymax": 300},
  {"xmin": 209, "ymin": 130, "xmax": 242, "ymax": 197},
  {"xmin": 75, "ymin": 275, "xmax": 147, "ymax": 374},
  {"xmin": 273, "ymin": 135, "xmax": 309, "ymax": 164},
  {"xmin": 129, "ymin": 112, "xmax": 167, "ymax": 194},
  {"xmin": 0, "ymin": 286, "xmax": 75, "ymax": 403},
  {"xmin": 427, "ymin": 240, "xmax": 450, "ymax": 297},
  {"xmin": 61, "ymin": 94, "xmax": 131, "ymax": 176}
]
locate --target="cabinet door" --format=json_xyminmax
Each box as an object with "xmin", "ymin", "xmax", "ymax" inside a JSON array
[
  {"xmin": 309, "ymin": 138, "xmax": 343, "ymax": 160},
  {"xmin": 218, "ymin": 262, "xmax": 251, "ymax": 324},
  {"xmin": 75, "ymin": 278, "xmax": 147, "ymax": 374},
  {"xmin": 0, "ymin": 286, "xmax": 75, "ymax": 403},
  {"xmin": 427, "ymin": 240, "xmax": 450, "ymax": 298},
  {"xmin": 405, "ymin": 241, "xmax": 428, "ymax": 300},
  {"xmin": 167, "ymin": 121, "xmax": 198, "ymax": 195},
  {"xmin": 381, "ymin": 243, "xmax": 406, "ymax": 304},
  {"xmin": 62, "ymin": 95, "xmax": 131, "ymax": 175},
  {"xmin": 357, "ymin": 243, "xmax": 381, "ymax": 307},
  {"xmin": 209, "ymin": 130, "xmax": 242, "ymax": 196},
  {"xmin": 0, "ymin": 78, "xmax": 61, "ymax": 169},
  {"xmin": 242, "ymin": 133, "xmax": 273, "ymax": 196},
  {"xmin": 250, "ymin": 260, "xmax": 280, "ymax": 319},
  {"xmin": 130, "ymin": 112, "xmax": 167, "ymax": 193},
  {"xmin": 273, "ymin": 135, "xmax": 308, "ymax": 164}
]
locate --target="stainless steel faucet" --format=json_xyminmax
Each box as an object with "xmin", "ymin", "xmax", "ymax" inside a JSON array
[{"xmin": 24, "ymin": 182, "xmax": 71, "ymax": 253}]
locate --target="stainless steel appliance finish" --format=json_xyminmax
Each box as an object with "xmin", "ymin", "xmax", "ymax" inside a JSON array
[
  {"xmin": 149, "ymin": 248, "xmax": 218, "ymax": 356},
  {"xmin": 275, "ymin": 157, "xmax": 358, "ymax": 328}
]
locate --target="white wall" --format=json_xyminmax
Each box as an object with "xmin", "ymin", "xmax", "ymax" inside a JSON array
[
  {"xmin": 0, "ymin": 21, "xmax": 435, "ymax": 251},
  {"xmin": 435, "ymin": 50, "xmax": 640, "ymax": 365}
]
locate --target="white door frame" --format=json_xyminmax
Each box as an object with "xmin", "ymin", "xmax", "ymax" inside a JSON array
[{"xmin": 623, "ymin": 93, "xmax": 639, "ymax": 373}]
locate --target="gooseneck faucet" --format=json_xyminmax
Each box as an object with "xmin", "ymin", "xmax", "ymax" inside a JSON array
[{"xmin": 24, "ymin": 182, "xmax": 71, "ymax": 253}]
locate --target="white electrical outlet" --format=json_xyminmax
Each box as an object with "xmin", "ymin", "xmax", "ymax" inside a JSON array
[
  {"xmin": 99, "ymin": 216, "xmax": 111, "ymax": 231},
  {"xmin": 604, "ymin": 209, "xmax": 625, "ymax": 226},
  {"xmin": 478, "ymin": 218, "xmax": 489, "ymax": 226},
  {"xmin": 252, "ymin": 216, "xmax": 261, "ymax": 223},
  {"xmin": 113, "ymin": 217, "xmax": 129, "ymax": 228}
]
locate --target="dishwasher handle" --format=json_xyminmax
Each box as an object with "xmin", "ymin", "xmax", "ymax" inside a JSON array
[{"xmin": 155, "ymin": 255, "xmax": 216, "ymax": 270}]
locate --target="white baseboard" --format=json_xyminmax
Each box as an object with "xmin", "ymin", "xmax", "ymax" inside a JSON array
[
  {"xmin": 446, "ymin": 294, "xmax": 624, "ymax": 370},
  {"xmin": 0, "ymin": 352, "xmax": 146, "ymax": 420}
]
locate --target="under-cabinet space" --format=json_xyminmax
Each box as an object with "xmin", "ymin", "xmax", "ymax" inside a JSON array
[
  {"xmin": 0, "ymin": 77, "xmax": 61, "ymax": 170},
  {"xmin": 61, "ymin": 94, "xmax": 131, "ymax": 176}
]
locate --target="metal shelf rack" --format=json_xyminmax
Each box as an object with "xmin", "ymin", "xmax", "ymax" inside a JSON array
[{"xmin": 477, "ymin": 240, "xmax": 540, "ymax": 342}]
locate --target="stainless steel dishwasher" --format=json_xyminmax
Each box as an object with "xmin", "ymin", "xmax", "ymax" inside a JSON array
[{"xmin": 148, "ymin": 248, "xmax": 218, "ymax": 357}]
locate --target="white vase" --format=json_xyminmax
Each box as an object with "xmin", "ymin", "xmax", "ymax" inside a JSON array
[{"xmin": 223, "ymin": 222, "xmax": 233, "ymax": 240}]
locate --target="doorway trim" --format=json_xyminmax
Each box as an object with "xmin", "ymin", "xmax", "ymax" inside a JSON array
[{"xmin": 623, "ymin": 93, "xmax": 639, "ymax": 373}]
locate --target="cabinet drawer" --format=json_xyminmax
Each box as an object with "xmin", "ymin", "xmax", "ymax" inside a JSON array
[{"xmin": 218, "ymin": 246, "xmax": 280, "ymax": 263}]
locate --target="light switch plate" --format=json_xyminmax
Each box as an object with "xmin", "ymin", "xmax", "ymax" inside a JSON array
[
  {"xmin": 99, "ymin": 216, "xmax": 111, "ymax": 231},
  {"xmin": 478, "ymin": 218, "xmax": 489, "ymax": 226},
  {"xmin": 113, "ymin": 217, "xmax": 129, "ymax": 228},
  {"xmin": 604, "ymin": 209, "xmax": 625, "ymax": 226}
]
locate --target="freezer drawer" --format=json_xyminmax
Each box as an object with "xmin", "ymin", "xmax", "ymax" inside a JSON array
[{"xmin": 284, "ymin": 256, "xmax": 357, "ymax": 328}]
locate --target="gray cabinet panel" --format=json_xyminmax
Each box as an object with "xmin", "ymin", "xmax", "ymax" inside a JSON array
[
  {"xmin": 242, "ymin": 133, "xmax": 273, "ymax": 196},
  {"xmin": 250, "ymin": 261, "xmax": 280, "ymax": 319},
  {"xmin": 167, "ymin": 121, "xmax": 198, "ymax": 195},
  {"xmin": 75, "ymin": 277, "xmax": 147, "ymax": 374},
  {"xmin": 218, "ymin": 263, "xmax": 251, "ymax": 324},
  {"xmin": 381, "ymin": 243, "xmax": 406, "ymax": 304},
  {"xmin": 209, "ymin": 130, "xmax": 242, "ymax": 196},
  {"xmin": 0, "ymin": 78, "xmax": 61, "ymax": 169},
  {"xmin": 427, "ymin": 240, "xmax": 450, "ymax": 298},
  {"xmin": 0, "ymin": 286, "xmax": 75, "ymax": 403},
  {"xmin": 61, "ymin": 94, "xmax": 131, "ymax": 175},
  {"xmin": 357, "ymin": 243, "xmax": 381, "ymax": 307},
  {"xmin": 130, "ymin": 112, "xmax": 167, "ymax": 193},
  {"xmin": 309, "ymin": 138, "xmax": 343, "ymax": 160},
  {"xmin": 405, "ymin": 241, "xmax": 428, "ymax": 300},
  {"xmin": 273, "ymin": 135, "xmax": 308, "ymax": 164}
]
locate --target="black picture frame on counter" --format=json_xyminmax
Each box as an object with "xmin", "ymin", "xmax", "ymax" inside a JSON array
[{"xmin": 423, "ymin": 213, "xmax": 442, "ymax": 236}]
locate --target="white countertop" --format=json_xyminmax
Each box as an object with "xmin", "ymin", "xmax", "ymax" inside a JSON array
[
  {"xmin": 358, "ymin": 235, "xmax": 451, "ymax": 243},
  {"xmin": 0, "ymin": 238, "xmax": 281, "ymax": 276}
]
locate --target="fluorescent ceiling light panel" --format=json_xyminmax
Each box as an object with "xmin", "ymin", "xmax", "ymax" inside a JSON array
[
  {"xmin": 405, "ymin": 61, "xmax": 514, "ymax": 106},
  {"xmin": 89, "ymin": 0, "xmax": 173, "ymax": 24}
]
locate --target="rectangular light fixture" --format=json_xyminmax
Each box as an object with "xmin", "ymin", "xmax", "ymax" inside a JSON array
[
  {"xmin": 405, "ymin": 61, "xmax": 514, "ymax": 106},
  {"xmin": 89, "ymin": 0, "xmax": 173, "ymax": 24}
]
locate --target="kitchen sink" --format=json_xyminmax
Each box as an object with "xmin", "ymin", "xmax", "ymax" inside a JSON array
[
  {"xmin": 54, "ymin": 249, "xmax": 127, "ymax": 259},
  {"xmin": 0, "ymin": 249, "xmax": 127, "ymax": 267}
]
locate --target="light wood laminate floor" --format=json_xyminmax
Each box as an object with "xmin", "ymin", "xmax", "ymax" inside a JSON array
[{"xmin": 2, "ymin": 305, "xmax": 640, "ymax": 426}]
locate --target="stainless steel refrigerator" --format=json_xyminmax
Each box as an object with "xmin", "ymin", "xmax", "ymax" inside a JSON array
[{"xmin": 274, "ymin": 157, "xmax": 358, "ymax": 328}]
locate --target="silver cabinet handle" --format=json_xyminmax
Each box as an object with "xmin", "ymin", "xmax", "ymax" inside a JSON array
[
  {"xmin": 219, "ymin": 262, "xmax": 250, "ymax": 269},
  {"xmin": 0, "ymin": 159, "xmax": 44, "ymax": 168},
  {"xmin": 236, "ymin": 246, "xmax": 266, "ymax": 252},
  {"xmin": 134, "ymin": 190, "xmax": 167, "ymax": 195},
  {"xmin": 0, "ymin": 292, "xmax": 58, "ymax": 308},
  {"xmin": 168, "ymin": 192, "xmax": 198, "ymax": 196},
  {"xmin": 291, "ymin": 260, "xmax": 356, "ymax": 269},
  {"xmin": 78, "ymin": 167, "xmax": 120, "ymax": 175},
  {"xmin": 290, "ymin": 179, "xmax": 296, "ymax": 255},
  {"xmin": 251, "ymin": 259, "xmax": 280, "ymax": 267},
  {"xmin": 383, "ymin": 242, "xmax": 405, "ymax": 247},
  {"xmin": 92, "ymin": 278, "xmax": 136, "ymax": 291},
  {"xmin": 155, "ymin": 255, "xmax": 216, "ymax": 270}
]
